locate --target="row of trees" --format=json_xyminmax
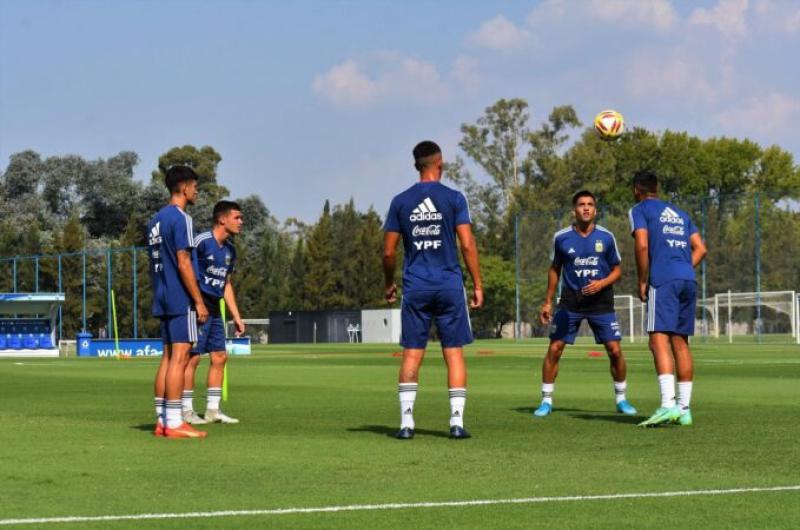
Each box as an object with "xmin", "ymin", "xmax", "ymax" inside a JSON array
[{"xmin": 1, "ymin": 98, "xmax": 799, "ymax": 338}]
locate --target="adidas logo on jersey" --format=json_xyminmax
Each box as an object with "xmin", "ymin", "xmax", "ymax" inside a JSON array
[
  {"xmin": 149, "ymin": 222, "xmax": 162, "ymax": 245},
  {"xmin": 567, "ymin": 248, "xmax": 576, "ymax": 254},
  {"xmin": 410, "ymin": 198, "xmax": 443, "ymax": 222},
  {"xmin": 659, "ymin": 207, "xmax": 684, "ymax": 225}
]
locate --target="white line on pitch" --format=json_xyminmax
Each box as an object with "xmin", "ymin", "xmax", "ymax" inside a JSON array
[{"xmin": 1, "ymin": 485, "xmax": 799, "ymax": 526}]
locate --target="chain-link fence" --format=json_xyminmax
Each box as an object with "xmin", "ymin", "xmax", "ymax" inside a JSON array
[{"xmin": 516, "ymin": 191, "xmax": 800, "ymax": 343}]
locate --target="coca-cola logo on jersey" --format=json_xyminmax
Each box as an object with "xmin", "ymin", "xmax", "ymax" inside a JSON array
[{"xmin": 412, "ymin": 224, "xmax": 441, "ymax": 237}]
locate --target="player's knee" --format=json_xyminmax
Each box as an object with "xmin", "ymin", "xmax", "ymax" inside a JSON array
[
  {"xmin": 210, "ymin": 351, "xmax": 227, "ymax": 365},
  {"xmin": 605, "ymin": 344, "xmax": 622, "ymax": 359},
  {"xmin": 547, "ymin": 344, "xmax": 565, "ymax": 361}
]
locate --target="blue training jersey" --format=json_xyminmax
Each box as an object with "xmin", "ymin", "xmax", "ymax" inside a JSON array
[
  {"xmin": 194, "ymin": 231, "xmax": 237, "ymax": 314},
  {"xmin": 384, "ymin": 181, "xmax": 471, "ymax": 292},
  {"xmin": 551, "ymin": 224, "xmax": 621, "ymax": 314},
  {"xmin": 148, "ymin": 204, "xmax": 196, "ymax": 317},
  {"xmin": 628, "ymin": 198, "xmax": 698, "ymax": 287}
]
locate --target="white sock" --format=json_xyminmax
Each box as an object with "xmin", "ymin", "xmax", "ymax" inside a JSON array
[
  {"xmin": 207, "ymin": 387, "xmax": 222, "ymax": 411},
  {"xmin": 181, "ymin": 390, "xmax": 193, "ymax": 413},
  {"xmin": 165, "ymin": 400, "xmax": 182, "ymax": 428},
  {"xmin": 657, "ymin": 374, "xmax": 676, "ymax": 408},
  {"xmin": 154, "ymin": 397, "xmax": 165, "ymax": 426},
  {"xmin": 613, "ymin": 381, "xmax": 627, "ymax": 404},
  {"xmin": 541, "ymin": 383, "xmax": 555, "ymax": 405},
  {"xmin": 449, "ymin": 387, "xmax": 466, "ymax": 428},
  {"xmin": 677, "ymin": 381, "xmax": 693, "ymax": 411},
  {"xmin": 398, "ymin": 383, "xmax": 418, "ymax": 429}
]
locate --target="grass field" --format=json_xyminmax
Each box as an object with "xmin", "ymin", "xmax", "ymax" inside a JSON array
[{"xmin": 1, "ymin": 339, "xmax": 799, "ymax": 529}]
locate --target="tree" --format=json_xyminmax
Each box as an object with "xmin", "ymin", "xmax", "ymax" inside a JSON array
[{"xmin": 306, "ymin": 201, "xmax": 338, "ymax": 309}]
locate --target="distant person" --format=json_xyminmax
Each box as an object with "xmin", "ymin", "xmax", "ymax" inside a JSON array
[
  {"xmin": 148, "ymin": 165, "xmax": 209, "ymax": 438},
  {"xmin": 629, "ymin": 170, "xmax": 706, "ymax": 427},
  {"xmin": 182, "ymin": 201, "xmax": 245, "ymax": 425},
  {"xmin": 383, "ymin": 140, "xmax": 483, "ymax": 440},
  {"xmin": 534, "ymin": 190, "xmax": 637, "ymax": 417}
]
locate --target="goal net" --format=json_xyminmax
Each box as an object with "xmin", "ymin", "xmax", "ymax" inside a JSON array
[
  {"xmin": 699, "ymin": 290, "xmax": 797, "ymax": 342},
  {"xmin": 226, "ymin": 318, "xmax": 269, "ymax": 344}
]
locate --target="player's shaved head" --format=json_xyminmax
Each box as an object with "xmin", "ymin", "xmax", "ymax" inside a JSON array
[
  {"xmin": 633, "ymin": 170, "xmax": 658, "ymax": 194},
  {"xmin": 164, "ymin": 165, "xmax": 199, "ymax": 193},
  {"xmin": 413, "ymin": 141, "xmax": 442, "ymax": 171},
  {"xmin": 572, "ymin": 190, "xmax": 596, "ymax": 206}
]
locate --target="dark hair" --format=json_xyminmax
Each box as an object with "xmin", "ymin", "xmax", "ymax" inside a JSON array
[
  {"xmin": 164, "ymin": 165, "xmax": 199, "ymax": 193},
  {"xmin": 213, "ymin": 200, "xmax": 242, "ymax": 225},
  {"xmin": 572, "ymin": 190, "xmax": 596, "ymax": 206},
  {"xmin": 632, "ymin": 169, "xmax": 658, "ymax": 193},
  {"xmin": 413, "ymin": 140, "xmax": 442, "ymax": 170}
]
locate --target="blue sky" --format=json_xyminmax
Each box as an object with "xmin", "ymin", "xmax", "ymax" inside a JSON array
[{"xmin": 2, "ymin": 0, "xmax": 799, "ymax": 222}]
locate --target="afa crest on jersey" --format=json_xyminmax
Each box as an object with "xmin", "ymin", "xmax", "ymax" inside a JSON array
[{"xmin": 595, "ymin": 240, "xmax": 604, "ymax": 252}]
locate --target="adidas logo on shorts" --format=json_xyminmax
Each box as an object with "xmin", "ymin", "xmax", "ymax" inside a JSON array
[{"xmin": 410, "ymin": 198, "xmax": 443, "ymax": 222}]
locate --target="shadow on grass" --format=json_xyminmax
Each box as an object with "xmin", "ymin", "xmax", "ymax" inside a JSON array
[
  {"xmin": 131, "ymin": 423, "xmax": 157, "ymax": 432},
  {"xmin": 347, "ymin": 425, "xmax": 451, "ymax": 439},
  {"xmin": 512, "ymin": 406, "xmax": 608, "ymax": 415},
  {"xmin": 567, "ymin": 413, "xmax": 643, "ymax": 424}
]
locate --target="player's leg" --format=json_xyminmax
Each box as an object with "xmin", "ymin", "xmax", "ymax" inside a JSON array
[
  {"xmin": 181, "ymin": 354, "xmax": 206, "ymax": 424},
  {"xmin": 153, "ymin": 322, "xmax": 171, "ymax": 436},
  {"xmin": 672, "ymin": 279, "xmax": 698, "ymax": 425},
  {"xmin": 639, "ymin": 283, "xmax": 681, "ymax": 426},
  {"xmin": 396, "ymin": 291, "xmax": 432, "ymax": 439},
  {"xmin": 205, "ymin": 349, "xmax": 238, "ymax": 423},
  {"xmin": 588, "ymin": 313, "xmax": 636, "ymax": 414},
  {"xmin": 436, "ymin": 288, "xmax": 473, "ymax": 439},
  {"xmin": 535, "ymin": 308, "xmax": 577, "ymax": 417},
  {"xmin": 164, "ymin": 312, "xmax": 207, "ymax": 438}
]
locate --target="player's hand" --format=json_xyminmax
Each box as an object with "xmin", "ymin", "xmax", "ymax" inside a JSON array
[
  {"xmin": 638, "ymin": 282, "xmax": 648, "ymax": 302},
  {"xmin": 581, "ymin": 280, "xmax": 604, "ymax": 296},
  {"xmin": 385, "ymin": 283, "xmax": 398, "ymax": 304},
  {"xmin": 540, "ymin": 302, "xmax": 552, "ymax": 325},
  {"xmin": 470, "ymin": 288, "xmax": 483, "ymax": 309},
  {"xmin": 196, "ymin": 302, "xmax": 209, "ymax": 324},
  {"xmin": 234, "ymin": 318, "xmax": 245, "ymax": 337}
]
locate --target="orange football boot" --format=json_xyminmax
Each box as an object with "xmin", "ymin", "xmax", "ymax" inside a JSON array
[{"xmin": 164, "ymin": 422, "xmax": 208, "ymax": 438}]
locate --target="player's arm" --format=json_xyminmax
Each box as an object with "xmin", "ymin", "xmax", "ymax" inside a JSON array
[
  {"xmin": 223, "ymin": 279, "xmax": 245, "ymax": 336},
  {"xmin": 633, "ymin": 229, "xmax": 649, "ymax": 302},
  {"xmin": 177, "ymin": 250, "xmax": 208, "ymax": 323},
  {"xmin": 383, "ymin": 231, "xmax": 401, "ymax": 303},
  {"xmin": 689, "ymin": 232, "xmax": 707, "ymax": 267},
  {"xmin": 540, "ymin": 264, "xmax": 561, "ymax": 325},
  {"xmin": 456, "ymin": 224, "xmax": 483, "ymax": 309}
]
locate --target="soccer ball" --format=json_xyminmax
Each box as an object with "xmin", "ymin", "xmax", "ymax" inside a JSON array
[{"xmin": 593, "ymin": 109, "xmax": 624, "ymax": 139}]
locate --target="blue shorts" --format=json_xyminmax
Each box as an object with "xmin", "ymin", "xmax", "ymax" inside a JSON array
[
  {"xmin": 401, "ymin": 289, "xmax": 473, "ymax": 349},
  {"xmin": 191, "ymin": 315, "xmax": 226, "ymax": 355},
  {"xmin": 647, "ymin": 280, "xmax": 697, "ymax": 336},
  {"xmin": 549, "ymin": 309, "xmax": 622, "ymax": 345},
  {"xmin": 159, "ymin": 310, "xmax": 198, "ymax": 345}
]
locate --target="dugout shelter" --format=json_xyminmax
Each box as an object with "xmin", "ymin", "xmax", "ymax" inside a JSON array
[{"xmin": 0, "ymin": 293, "xmax": 64, "ymax": 358}]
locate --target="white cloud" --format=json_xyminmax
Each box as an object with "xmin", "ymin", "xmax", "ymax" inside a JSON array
[
  {"xmin": 312, "ymin": 55, "xmax": 455, "ymax": 107},
  {"xmin": 689, "ymin": 0, "xmax": 750, "ymax": 39},
  {"xmin": 716, "ymin": 92, "xmax": 800, "ymax": 134},
  {"xmin": 467, "ymin": 14, "xmax": 530, "ymax": 51},
  {"xmin": 628, "ymin": 54, "xmax": 717, "ymax": 104},
  {"xmin": 784, "ymin": 9, "xmax": 800, "ymax": 33},
  {"xmin": 587, "ymin": 0, "xmax": 678, "ymax": 32}
]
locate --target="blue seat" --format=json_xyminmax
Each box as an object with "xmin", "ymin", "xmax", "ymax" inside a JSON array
[
  {"xmin": 38, "ymin": 334, "xmax": 54, "ymax": 349},
  {"xmin": 9, "ymin": 335, "xmax": 22, "ymax": 349},
  {"xmin": 23, "ymin": 335, "xmax": 38, "ymax": 349},
  {"xmin": 0, "ymin": 335, "xmax": 6, "ymax": 349}
]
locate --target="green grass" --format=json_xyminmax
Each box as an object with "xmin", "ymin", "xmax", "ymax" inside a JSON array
[{"xmin": 1, "ymin": 339, "xmax": 799, "ymax": 529}]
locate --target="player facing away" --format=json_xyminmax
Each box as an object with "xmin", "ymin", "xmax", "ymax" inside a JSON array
[
  {"xmin": 182, "ymin": 201, "xmax": 246, "ymax": 425},
  {"xmin": 534, "ymin": 191, "xmax": 637, "ymax": 417},
  {"xmin": 148, "ymin": 165, "xmax": 210, "ymax": 438},
  {"xmin": 629, "ymin": 170, "xmax": 706, "ymax": 427},
  {"xmin": 383, "ymin": 141, "xmax": 484, "ymax": 440}
]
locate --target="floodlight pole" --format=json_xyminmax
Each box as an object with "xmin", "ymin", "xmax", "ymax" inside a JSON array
[
  {"xmin": 754, "ymin": 192, "xmax": 762, "ymax": 344},
  {"xmin": 514, "ymin": 214, "xmax": 520, "ymax": 340},
  {"xmin": 81, "ymin": 251, "xmax": 87, "ymax": 332}
]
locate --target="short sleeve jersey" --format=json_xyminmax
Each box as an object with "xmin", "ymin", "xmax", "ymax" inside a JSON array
[
  {"xmin": 628, "ymin": 198, "xmax": 698, "ymax": 287},
  {"xmin": 148, "ymin": 204, "xmax": 195, "ymax": 316},
  {"xmin": 383, "ymin": 181, "xmax": 471, "ymax": 292},
  {"xmin": 551, "ymin": 225, "xmax": 621, "ymax": 314},
  {"xmin": 194, "ymin": 231, "xmax": 237, "ymax": 315}
]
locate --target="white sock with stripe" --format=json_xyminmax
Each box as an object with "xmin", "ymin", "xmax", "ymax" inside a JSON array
[
  {"xmin": 398, "ymin": 383, "xmax": 417, "ymax": 429},
  {"xmin": 449, "ymin": 387, "xmax": 466, "ymax": 428},
  {"xmin": 657, "ymin": 374, "xmax": 676, "ymax": 408},
  {"xmin": 154, "ymin": 397, "xmax": 165, "ymax": 426},
  {"xmin": 207, "ymin": 387, "xmax": 222, "ymax": 411},
  {"xmin": 677, "ymin": 381, "xmax": 693, "ymax": 411},
  {"xmin": 165, "ymin": 400, "xmax": 183, "ymax": 429},
  {"xmin": 613, "ymin": 381, "xmax": 627, "ymax": 404},
  {"xmin": 541, "ymin": 383, "xmax": 554, "ymax": 405},
  {"xmin": 181, "ymin": 390, "xmax": 193, "ymax": 413}
]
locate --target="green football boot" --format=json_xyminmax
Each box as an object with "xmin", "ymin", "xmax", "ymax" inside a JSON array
[
  {"xmin": 677, "ymin": 409, "xmax": 693, "ymax": 426},
  {"xmin": 637, "ymin": 406, "xmax": 680, "ymax": 427}
]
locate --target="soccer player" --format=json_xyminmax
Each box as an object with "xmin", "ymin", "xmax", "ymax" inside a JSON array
[
  {"xmin": 182, "ymin": 201, "xmax": 245, "ymax": 425},
  {"xmin": 148, "ymin": 165, "xmax": 209, "ymax": 438},
  {"xmin": 383, "ymin": 140, "xmax": 483, "ymax": 440},
  {"xmin": 629, "ymin": 170, "xmax": 706, "ymax": 427},
  {"xmin": 534, "ymin": 191, "xmax": 637, "ymax": 417}
]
